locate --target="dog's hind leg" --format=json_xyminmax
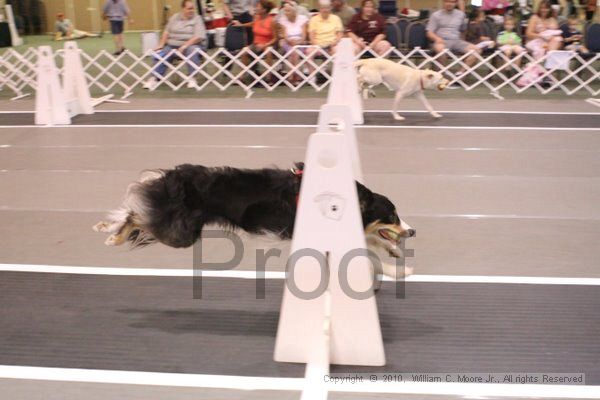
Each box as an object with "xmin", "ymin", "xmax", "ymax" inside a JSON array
[
  {"xmin": 105, "ymin": 220, "xmax": 137, "ymax": 246},
  {"xmin": 93, "ymin": 207, "xmax": 130, "ymax": 234},
  {"xmin": 416, "ymin": 91, "xmax": 442, "ymax": 118},
  {"xmin": 392, "ymin": 91, "xmax": 405, "ymax": 121}
]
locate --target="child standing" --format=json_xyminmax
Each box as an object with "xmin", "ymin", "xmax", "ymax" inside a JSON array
[{"xmin": 497, "ymin": 16, "xmax": 525, "ymax": 67}]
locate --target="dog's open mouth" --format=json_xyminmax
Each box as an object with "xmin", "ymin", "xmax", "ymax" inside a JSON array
[{"xmin": 378, "ymin": 227, "xmax": 401, "ymax": 244}]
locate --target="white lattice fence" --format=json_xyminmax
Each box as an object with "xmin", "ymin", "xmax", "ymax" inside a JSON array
[{"xmin": 1, "ymin": 45, "xmax": 599, "ymax": 99}]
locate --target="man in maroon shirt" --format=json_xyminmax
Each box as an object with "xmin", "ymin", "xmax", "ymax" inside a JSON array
[{"xmin": 347, "ymin": 0, "xmax": 391, "ymax": 55}]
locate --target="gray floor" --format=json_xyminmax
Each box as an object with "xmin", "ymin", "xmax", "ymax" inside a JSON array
[
  {"xmin": 2, "ymin": 110, "xmax": 599, "ymax": 128},
  {"xmin": 1, "ymin": 273, "xmax": 598, "ymax": 382},
  {"xmin": 0, "ymin": 97, "xmax": 599, "ymax": 398}
]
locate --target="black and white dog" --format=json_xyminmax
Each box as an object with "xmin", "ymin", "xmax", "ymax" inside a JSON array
[{"xmin": 93, "ymin": 163, "xmax": 415, "ymax": 277}]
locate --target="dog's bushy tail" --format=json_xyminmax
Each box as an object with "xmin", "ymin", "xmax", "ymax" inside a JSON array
[{"xmin": 122, "ymin": 169, "xmax": 166, "ymax": 249}]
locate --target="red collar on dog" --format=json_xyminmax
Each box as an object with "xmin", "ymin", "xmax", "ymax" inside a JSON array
[{"xmin": 420, "ymin": 75, "xmax": 425, "ymax": 91}]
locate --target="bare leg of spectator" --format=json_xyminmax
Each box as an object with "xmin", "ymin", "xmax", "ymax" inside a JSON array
[
  {"xmin": 306, "ymin": 46, "xmax": 320, "ymax": 79},
  {"xmin": 432, "ymin": 42, "xmax": 448, "ymax": 68},
  {"xmin": 114, "ymin": 33, "xmax": 124, "ymax": 53},
  {"xmin": 547, "ymin": 36, "xmax": 563, "ymax": 52},
  {"xmin": 288, "ymin": 49, "xmax": 300, "ymax": 83},
  {"xmin": 512, "ymin": 46, "xmax": 524, "ymax": 68},
  {"xmin": 264, "ymin": 49, "xmax": 275, "ymax": 85},
  {"xmin": 239, "ymin": 47, "xmax": 252, "ymax": 84},
  {"xmin": 373, "ymin": 40, "xmax": 391, "ymax": 56},
  {"xmin": 458, "ymin": 45, "xmax": 481, "ymax": 76}
]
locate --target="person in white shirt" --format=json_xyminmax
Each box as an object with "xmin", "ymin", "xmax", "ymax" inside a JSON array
[{"xmin": 278, "ymin": 2, "xmax": 309, "ymax": 83}]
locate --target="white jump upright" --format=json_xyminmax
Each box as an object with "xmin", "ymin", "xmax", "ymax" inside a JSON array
[
  {"xmin": 326, "ymin": 38, "xmax": 363, "ymax": 125},
  {"xmin": 34, "ymin": 46, "xmax": 70, "ymax": 125},
  {"xmin": 274, "ymin": 105, "xmax": 385, "ymax": 392},
  {"xmin": 63, "ymin": 41, "xmax": 94, "ymax": 117},
  {"xmin": 317, "ymin": 104, "xmax": 363, "ymax": 183},
  {"xmin": 35, "ymin": 41, "xmax": 119, "ymax": 125}
]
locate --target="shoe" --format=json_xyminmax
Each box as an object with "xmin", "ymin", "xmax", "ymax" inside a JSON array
[
  {"xmin": 143, "ymin": 77, "xmax": 158, "ymax": 90},
  {"xmin": 113, "ymin": 48, "xmax": 125, "ymax": 56},
  {"xmin": 186, "ymin": 79, "xmax": 199, "ymax": 89}
]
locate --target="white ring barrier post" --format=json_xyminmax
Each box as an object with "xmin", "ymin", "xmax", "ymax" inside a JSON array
[
  {"xmin": 326, "ymin": 38, "xmax": 363, "ymax": 125},
  {"xmin": 34, "ymin": 46, "xmax": 70, "ymax": 125},
  {"xmin": 274, "ymin": 107, "xmax": 385, "ymax": 399}
]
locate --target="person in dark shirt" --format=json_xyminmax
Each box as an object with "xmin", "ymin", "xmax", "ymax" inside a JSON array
[
  {"xmin": 465, "ymin": 8, "xmax": 494, "ymax": 49},
  {"xmin": 561, "ymin": 15, "xmax": 589, "ymax": 53},
  {"xmin": 347, "ymin": 0, "xmax": 390, "ymax": 55}
]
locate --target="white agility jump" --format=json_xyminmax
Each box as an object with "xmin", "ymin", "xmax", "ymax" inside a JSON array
[
  {"xmin": 275, "ymin": 39, "xmax": 383, "ymax": 400},
  {"xmin": 1, "ymin": 42, "xmax": 599, "ymax": 99},
  {"xmin": 34, "ymin": 42, "xmax": 126, "ymax": 125}
]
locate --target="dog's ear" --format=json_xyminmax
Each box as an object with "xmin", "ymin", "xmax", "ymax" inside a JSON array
[
  {"xmin": 356, "ymin": 182, "xmax": 374, "ymax": 213},
  {"xmin": 426, "ymin": 71, "xmax": 435, "ymax": 80}
]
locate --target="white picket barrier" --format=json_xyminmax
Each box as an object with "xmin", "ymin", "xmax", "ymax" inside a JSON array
[{"xmin": 2, "ymin": 43, "xmax": 599, "ymax": 99}]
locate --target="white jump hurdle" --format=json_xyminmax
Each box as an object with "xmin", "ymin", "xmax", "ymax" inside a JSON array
[
  {"xmin": 35, "ymin": 46, "xmax": 71, "ymax": 125},
  {"xmin": 275, "ymin": 38, "xmax": 383, "ymax": 400},
  {"xmin": 326, "ymin": 38, "xmax": 364, "ymax": 125},
  {"xmin": 35, "ymin": 41, "xmax": 125, "ymax": 125}
]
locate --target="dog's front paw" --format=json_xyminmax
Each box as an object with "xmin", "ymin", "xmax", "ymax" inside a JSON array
[
  {"xmin": 93, "ymin": 221, "xmax": 110, "ymax": 233},
  {"xmin": 432, "ymin": 112, "xmax": 442, "ymax": 119},
  {"xmin": 393, "ymin": 114, "xmax": 405, "ymax": 121},
  {"xmin": 381, "ymin": 263, "xmax": 414, "ymax": 279}
]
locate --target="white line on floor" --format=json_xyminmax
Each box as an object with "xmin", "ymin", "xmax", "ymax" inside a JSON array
[
  {"xmin": 1, "ymin": 264, "xmax": 599, "ymax": 285},
  {"xmin": 1, "ymin": 109, "xmax": 599, "ymax": 115},
  {"xmin": 1, "ymin": 124, "xmax": 599, "ymax": 131},
  {"xmin": 0, "ymin": 365, "xmax": 598, "ymax": 398},
  {"xmin": 2, "ymin": 143, "xmax": 600, "ymax": 152}
]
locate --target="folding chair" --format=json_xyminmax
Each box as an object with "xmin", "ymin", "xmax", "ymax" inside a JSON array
[
  {"xmin": 395, "ymin": 18, "xmax": 410, "ymax": 50},
  {"xmin": 385, "ymin": 23, "xmax": 401, "ymax": 55},
  {"xmin": 225, "ymin": 25, "xmax": 248, "ymax": 52},
  {"xmin": 585, "ymin": 23, "xmax": 600, "ymax": 53},
  {"xmin": 221, "ymin": 25, "xmax": 248, "ymax": 75},
  {"xmin": 406, "ymin": 21, "xmax": 430, "ymax": 52}
]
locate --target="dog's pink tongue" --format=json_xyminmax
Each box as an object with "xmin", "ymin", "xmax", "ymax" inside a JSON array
[{"xmin": 379, "ymin": 228, "xmax": 400, "ymax": 244}]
